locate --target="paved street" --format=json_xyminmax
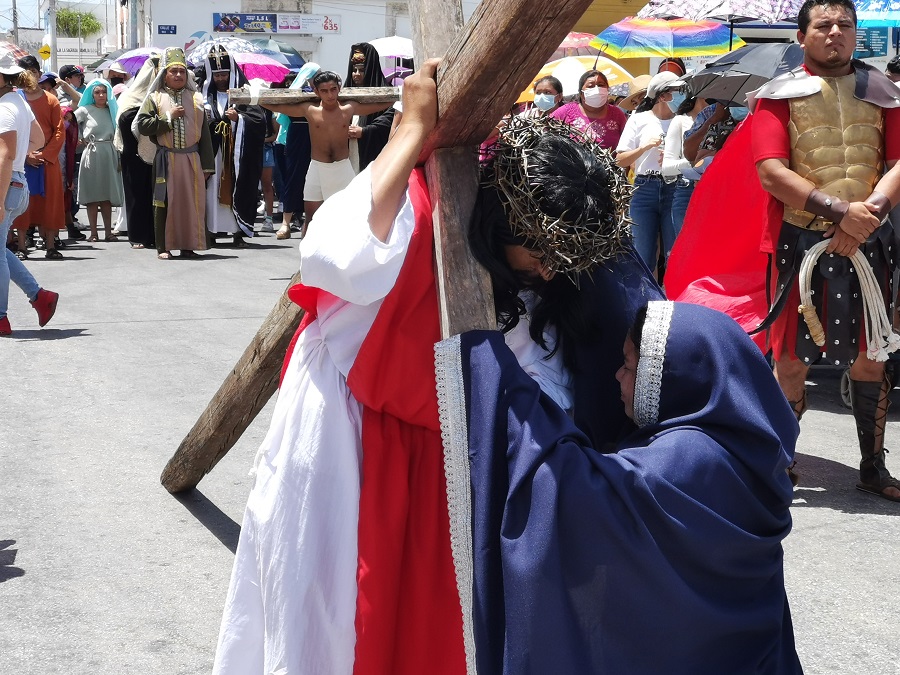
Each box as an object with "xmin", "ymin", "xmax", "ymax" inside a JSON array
[{"xmin": 2, "ymin": 227, "xmax": 899, "ymax": 674}]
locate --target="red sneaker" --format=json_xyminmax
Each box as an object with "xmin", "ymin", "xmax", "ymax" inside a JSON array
[
  {"xmin": 30, "ymin": 289, "xmax": 58, "ymax": 327},
  {"xmin": 0, "ymin": 316, "xmax": 10, "ymax": 336}
]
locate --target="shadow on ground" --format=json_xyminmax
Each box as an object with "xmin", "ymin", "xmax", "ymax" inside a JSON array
[
  {"xmin": 11, "ymin": 328, "xmax": 88, "ymax": 341},
  {"xmin": 0, "ymin": 540, "xmax": 24, "ymax": 582},
  {"xmin": 173, "ymin": 490, "xmax": 240, "ymax": 553},
  {"xmin": 791, "ymin": 453, "xmax": 900, "ymax": 516}
]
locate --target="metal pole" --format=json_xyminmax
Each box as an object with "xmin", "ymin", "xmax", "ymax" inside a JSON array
[
  {"xmin": 129, "ymin": 0, "xmax": 138, "ymax": 49},
  {"xmin": 49, "ymin": 0, "xmax": 58, "ymax": 72},
  {"xmin": 78, "ymin": 15, "xmax": 82, "ymax": 66}
]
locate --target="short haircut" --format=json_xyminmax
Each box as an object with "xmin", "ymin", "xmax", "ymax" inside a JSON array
[
  {"xmin": 313, "ymin": 71, "xmax": 342, "ymax": 89},
  {"xmin": 888, "ymin": 55, "xmax": 900, "ymax": 75},
  {"xmin": 577, "ymin": 69, "xmax": 608, "ymax": 92},
  {"xmin": 17, "ymin": 55, "xmax": 40, "ymax": 72},
  {"xmin": 797, "ymin": 0, "xmax": 857, "ymax": 33},
  {"xmin": 534, "ymin": 75, "xmax": 563, "ymax": 95}
]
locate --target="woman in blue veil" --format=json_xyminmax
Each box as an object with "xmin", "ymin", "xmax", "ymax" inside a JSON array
[{"xmin": 436, "ymin": 300, "xmax": 802, "ymax": 674}]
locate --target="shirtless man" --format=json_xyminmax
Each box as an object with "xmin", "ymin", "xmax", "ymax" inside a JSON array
[{"xmin": 263, "ymin": 70, "xmax": 389, "ymax": 236}]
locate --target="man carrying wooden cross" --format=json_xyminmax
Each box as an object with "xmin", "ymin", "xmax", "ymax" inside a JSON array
[{"xmin": 212, "ymin": 55, "xmax": 651, "ymax": 674}]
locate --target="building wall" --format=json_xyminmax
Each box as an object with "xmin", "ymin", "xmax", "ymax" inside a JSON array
[{"xmin": 148, "ymin": 0, "xmax": 478, "ymax": 74}]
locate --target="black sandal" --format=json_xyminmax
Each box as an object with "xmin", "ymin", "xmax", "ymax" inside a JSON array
[
  {"xmin": 856, "ymin": 475, "xmax": 900, "ymax": 502},
  {"xmin": 45, "ymin": 249, "xmax": 63, "ymax": 259}
]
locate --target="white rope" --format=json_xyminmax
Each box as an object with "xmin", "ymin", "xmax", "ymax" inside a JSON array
[{"xmin": 797, "ymin": 239, "xmax": 900, "ymax": 361}]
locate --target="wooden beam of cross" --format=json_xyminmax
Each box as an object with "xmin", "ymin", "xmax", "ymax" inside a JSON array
[
  {"xmin": 229, "ymin": 87, "xmax": 400, "ymax": 106},
  {"xmin": 160, "ymin": 0, "xmax": 597, "ymax": 493}
]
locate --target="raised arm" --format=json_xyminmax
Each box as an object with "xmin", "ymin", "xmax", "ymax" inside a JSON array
[
  {"xmin": 261, "ymin": 101, "xmax": 312, "ymax": 118},
  {"xmin": 368, "ymin": 59, "xmax": 439, "ymax": 242},
  {"xmin": 349, "ymin": 100, "xmax": 400, "ymax": 117}
]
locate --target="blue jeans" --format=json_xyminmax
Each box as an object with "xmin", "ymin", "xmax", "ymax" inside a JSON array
[
  {"xmin": 671, "ymin": 177, "xmax": 695, "ymax": 241},
  {"xmin": 1, "ymin": 172, "xmax": 36, "ymax": 320},
  {"xmin": 629, "ymin": 175, "xmax": 677, "ymax": 271}
]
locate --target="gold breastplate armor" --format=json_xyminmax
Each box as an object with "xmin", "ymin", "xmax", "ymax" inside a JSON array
[{"xmin": 785, "ymin": 74, "xmax": 884, "ymax": 231}]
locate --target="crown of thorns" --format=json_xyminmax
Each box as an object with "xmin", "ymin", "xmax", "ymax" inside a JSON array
[{"xmin": 486, "ymin": 115, "xmax": 632, "ymax": 277}]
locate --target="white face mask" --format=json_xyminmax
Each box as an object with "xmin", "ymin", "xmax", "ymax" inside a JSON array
[
  {"xmin": 533, "ymin": 93, "xmax": 558, "ymax": 111},
  {"xmin": 582, "ymin": 86, "xmax": 609, "ymax": 108}
]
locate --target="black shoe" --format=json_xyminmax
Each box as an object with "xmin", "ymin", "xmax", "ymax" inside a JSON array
[{"xmin": 67, "ymin": 225, "xmax": 86, "ymax": 241}]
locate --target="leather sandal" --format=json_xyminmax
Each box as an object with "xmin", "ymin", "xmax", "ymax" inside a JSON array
[{"xmin": 856, "ymin": 475, "xmax": 900, "ymax": 502}]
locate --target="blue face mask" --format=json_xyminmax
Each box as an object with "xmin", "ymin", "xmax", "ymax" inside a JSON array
[
  {"xmin": 667, "ymin": 91, "xmax": 686, "ymax": 113},
  {"xmin": 533, "ymin": 93, "xmax": 558, "ymax": 111},
  {"xmin": 730, "ymin": 106, "xmax": 749, "ymax": 121}
]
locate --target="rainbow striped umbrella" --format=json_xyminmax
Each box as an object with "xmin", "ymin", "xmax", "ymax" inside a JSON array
[{"xmin": 591, "ymin": 17, "xmax": 745, "ymax": 59}]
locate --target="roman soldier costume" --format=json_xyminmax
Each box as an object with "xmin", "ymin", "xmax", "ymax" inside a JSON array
[{"xmin": 666, "ymin": 60, "xmax": 900, "ymax": 499}]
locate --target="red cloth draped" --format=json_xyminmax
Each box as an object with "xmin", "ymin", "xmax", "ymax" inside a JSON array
[
  {"xmin": 664, "ymin": 115, "xmax": 779, "ymax": 353},
  {"xmin": 347, "ymin": 168, "xmax": 465, "ymax": 675},
  {"xmin": 281, "ymin": 169, "xmax": 465, "ymax": 674}
]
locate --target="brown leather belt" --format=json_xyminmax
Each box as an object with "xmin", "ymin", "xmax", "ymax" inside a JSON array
[{"xmin": 10, "ymin": 180, "xmax": 23, "ymax": 188}]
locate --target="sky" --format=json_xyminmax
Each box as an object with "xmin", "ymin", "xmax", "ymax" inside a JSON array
[{"xmin": 0, "ymin": 0, "xmax": 43, "ymax": 33}]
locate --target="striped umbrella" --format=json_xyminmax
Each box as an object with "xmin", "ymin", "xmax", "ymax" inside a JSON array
[
  {"xmin": 592, "ymin": 17, "xmax": 745, "ymax": 59},
  {"xmin": 637, "ymin": 1, "xmax": 804, "ymax": 49},
  {"xmin": 0, "ymin": 41, "xmax": 31, "ymax": 61}
]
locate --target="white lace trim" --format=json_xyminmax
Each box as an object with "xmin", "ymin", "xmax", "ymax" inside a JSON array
[
  {"xmin": 434, "ymin": 335, "xmax": 477, "ymax": 675},
  {"xmin": 634, "ymin": 301, "xmax": 674, "ymax": 428}
]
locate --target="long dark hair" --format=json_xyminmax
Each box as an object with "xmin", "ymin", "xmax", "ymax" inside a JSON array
[
  {"xmin": 675, "ymin": 95, "xmax": 697, "ymax": 116},
  {"xmin": 470, "ymin": 133, "xmax": 620, "ymax": 369},
  {"xmin": 635, "ymin": 93, "xmax": 664, "ymax": 113}
]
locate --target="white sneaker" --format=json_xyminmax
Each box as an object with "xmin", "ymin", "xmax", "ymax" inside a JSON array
[{"xmin": 260, "ymin": 217, "xmax": 275, "ymax": 233}]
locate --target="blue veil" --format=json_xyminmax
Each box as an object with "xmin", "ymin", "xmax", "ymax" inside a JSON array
[
  {"xmin": 435, "ymin": 294, "xmax": 802, "ymax": 673},
  {"xmin": 78, "ymin": 78, "xmax": 118, "ymax": 121}
]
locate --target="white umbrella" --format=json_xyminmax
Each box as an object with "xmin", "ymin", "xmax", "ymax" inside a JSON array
[{"xmin": 368, "ymin": 35, "xmax": 414, "ymax": 59}]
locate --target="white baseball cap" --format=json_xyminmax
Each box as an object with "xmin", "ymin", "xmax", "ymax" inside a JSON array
[
  {"xmin": 0, "ymin": 51, "xmax": 24, "ymax": 76},
  {"xmin": 646, "ymin": 71, "xmax": 684, "ymax": 99}
]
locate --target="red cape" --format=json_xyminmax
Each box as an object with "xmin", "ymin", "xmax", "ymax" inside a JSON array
[{"xmin": 664, "ymin": 115, "xmax": 782, "ymax": 352}]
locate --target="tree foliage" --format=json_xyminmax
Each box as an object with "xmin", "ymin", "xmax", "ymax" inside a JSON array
[{"xmin": 56, "ymin": 9, "xmax": 103, "ymax": 37}]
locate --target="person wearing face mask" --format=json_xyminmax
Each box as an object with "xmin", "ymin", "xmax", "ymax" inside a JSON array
[
  {"xmin": 615, "ymin": 71, "xmax": 684, "ymax": 275},
  {"xmin": 549, "ymin": 69, "xmax": 627, "ymax": 149},
  {"xmin": 662, "ymin": 94, "xmax": 728, "ymax": 238},
  {"xmin": 526, "ymin": 75, "xmax": 563, "ymax": 117}
]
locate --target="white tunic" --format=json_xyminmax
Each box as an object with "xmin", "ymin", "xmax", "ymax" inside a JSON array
[{"xmin": 213, "ymin": 167, "xmax": 571, "ymax": 674}]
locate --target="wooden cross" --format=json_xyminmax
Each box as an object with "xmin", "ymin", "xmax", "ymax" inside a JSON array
[{"xmin": 160, "ymin": 0, "xmax": 597, "ymax": 493}]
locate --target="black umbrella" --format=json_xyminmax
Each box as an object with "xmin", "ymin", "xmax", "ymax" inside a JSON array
[{"xmin": 683, "ymin": 42, "xmax": 804, "ymax": 105}]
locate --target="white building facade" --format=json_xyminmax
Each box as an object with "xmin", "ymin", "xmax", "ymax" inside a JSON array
[{"xmin": 146, "ymin": 0, "xmax": 479, "ymax": 74}]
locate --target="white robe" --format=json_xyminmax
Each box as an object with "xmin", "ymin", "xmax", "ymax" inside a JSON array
[{"xmin": 213, "ymin": 167, "xmax": 571, "ymax": 674}]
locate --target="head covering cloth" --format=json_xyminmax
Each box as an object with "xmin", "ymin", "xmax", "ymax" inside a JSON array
[
  {"xmin": 120, "ymin": 55, "xmax": 161, "ymax": 158},
  {"xmin": 345, "ymin": 42, "xmax": 387, "ymax": 88},
  {"xmin": 78, "ymin": 77, "xmax": 118, "ymax": 120}
]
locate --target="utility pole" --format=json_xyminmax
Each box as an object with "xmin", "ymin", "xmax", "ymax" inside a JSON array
[
  {"xmin": 11, "ymin": 0, "xmax": 18, "ymax": 45},
  {"xmin": 129, "ymin": 0, "xmax": 138, "ymax": 49},
  {"xmin": 49, "ymin": 0, "xmax": 58, "ymax": 71}
]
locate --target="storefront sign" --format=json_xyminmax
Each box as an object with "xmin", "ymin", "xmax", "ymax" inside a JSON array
[{"xmin": 213, "ymin": 13, "xmax": 277, "ymax": 33}]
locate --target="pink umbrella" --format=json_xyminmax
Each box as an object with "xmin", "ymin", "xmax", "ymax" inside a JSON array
[
  {"xmin": 233, "ymin": 52, "xmax": 289, "ymax": 84},
  {"xmin": 550, "ymin": 31, "xmax": 602, "ymax": 61}
]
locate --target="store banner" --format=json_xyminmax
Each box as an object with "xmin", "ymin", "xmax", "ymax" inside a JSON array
[
  {"xmin": 213, "ymin": 13, "xmax": 277, "ymax": 33},
  {"xmin": 212, "ymin": 12, "xmax": 341, "ymax": 34},
  {"xmin": 277, "ymin": 14, "xmax": 341, "ymax": 34}
]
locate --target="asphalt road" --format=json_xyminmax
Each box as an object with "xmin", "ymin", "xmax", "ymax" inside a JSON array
[{"xmin": 1, "ymin": 225, "xmax": 899, "ymax": 674}]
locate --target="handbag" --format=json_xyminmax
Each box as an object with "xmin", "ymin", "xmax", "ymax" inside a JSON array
[{"xmin": 24, "ymin": 163, "xmax": 44, "ymax": 197}]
